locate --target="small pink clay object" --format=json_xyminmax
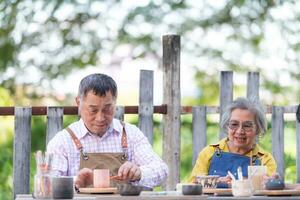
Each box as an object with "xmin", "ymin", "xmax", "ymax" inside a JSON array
[{"xmin": 94, "ymin": 169, "xmax": 110, "ymax": 188}]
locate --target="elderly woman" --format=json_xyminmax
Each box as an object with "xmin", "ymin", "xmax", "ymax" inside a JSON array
[{"xmin": 189, "ymin": 97, "xmax": 276, "ymax": 186}]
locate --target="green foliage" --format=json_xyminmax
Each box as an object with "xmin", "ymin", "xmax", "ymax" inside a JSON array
[
  {"xmin": 0, "ymin": 137, "xmax": 13, "ymax": 200},
  {"xmin": 0, "ymin": 0, "xmax": 299, "ymax": 104},
  {"xmin": 193, "ymin": 71, "xmax": 219, "ymax": 105},
  {"xmin": 0, "ymin": 87, "xmax": 13, "ymax": 105},
  {"xmin": 1, "ymin": 0, "xmax": 300, "ymax": 199}
]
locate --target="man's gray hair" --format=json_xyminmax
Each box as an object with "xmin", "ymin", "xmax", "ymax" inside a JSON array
[
  {"xmin": 78, "ymin": 73, "xmax": 117, "ymax": 99},
  {"xmin": 220, "ymin": 97, "xmax": 267, "ymax": 137}
]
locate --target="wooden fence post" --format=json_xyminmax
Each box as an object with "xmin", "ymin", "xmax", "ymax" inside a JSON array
[
  {"xmin": 46, "ymin": 107, "xmax": 63, "ymax": 145},
  {"xmin": 247, "ymin": 72, "xmax": 260, "ymax": 100},
  {"xmin": 13, "ymin": 107, "xmax": 32, "ymax": 199},
  {"xmin": 192, "ymin": 106, "xmax": 207, "ymax": 165},
  {"xmin": 162, "ymin": 34, "xmax": 181, "ymax": 190},
  {"xmin": 115, "ymin": 106, "xmax": 124, "ymax": 121},
  {"xmin": 296, "ymin": 116, "xmax": 300, "ymax": 182},
  {"xmin": 219, "ymin": 71, "xmax": 233, "ymax": 139},
  {"xmin": 272, "ymin": 106, "xmax": 285, "ymax": 179},
  {"xmin": 139, "ymin": 70, "xmax": 154, "ymax": 144}
]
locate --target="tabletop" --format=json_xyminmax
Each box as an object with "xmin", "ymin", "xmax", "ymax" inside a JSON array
[
  {"xmin": 16, "ymin": 193, "xmax": 206, "ymax": 200},
  {"xmin": 16, "ymin": 192, "xmax": 300, "ymax": 200}
]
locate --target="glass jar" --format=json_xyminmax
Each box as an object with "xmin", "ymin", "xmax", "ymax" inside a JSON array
[{"xmin": 33, "ymin": 172, "xmax": 52, "ymax": 199}]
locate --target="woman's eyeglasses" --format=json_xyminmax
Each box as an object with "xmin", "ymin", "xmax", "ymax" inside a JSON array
[{"xmin": 228, "ymin": 120, "xmax": 255, "ymax": 132}]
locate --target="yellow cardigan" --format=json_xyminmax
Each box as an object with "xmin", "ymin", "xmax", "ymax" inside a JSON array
[{"xmin": 188, "ymin": 138, "xmax": 277, "ymax": 183}]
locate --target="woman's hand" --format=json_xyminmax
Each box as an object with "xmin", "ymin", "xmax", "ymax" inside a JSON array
[
  {"xmin": 217, "ymin": 175, "xmax": 232, "ymax": 187},
  {"xmin": 262, "ymin": 173, "xmax": 279, "ymax": 189}
]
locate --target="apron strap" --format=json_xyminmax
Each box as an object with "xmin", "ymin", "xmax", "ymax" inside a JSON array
[
  {"xmin": 65, "ymin": 127, "xmax": 89, "ymax": 160},
  {"xmin": 213, "ymin": 142, "xmax": 259, "ymax": 165},
  {"xmin": 119, "ymin": 120, "xmax": 128, "ymax": 159},
  {"xmin": 65, "ymin": 121, "xmax": 129, "ymax": 160},
  {"xmin": 211, "ymin": 144, "xmax": 221, "ymax": 157}
]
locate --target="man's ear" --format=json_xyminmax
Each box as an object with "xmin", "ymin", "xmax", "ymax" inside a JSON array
[
  {"xmin": 75, "ymin": 96, "xmax": 80, "ymax": 106},
  {"xmin": 76, "ymin": 96, "xmax": 82, "ymax": 116}
]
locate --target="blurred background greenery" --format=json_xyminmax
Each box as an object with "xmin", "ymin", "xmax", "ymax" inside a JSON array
[{"xmin": 1, "ymin": 0, "xmax": 300, "ymax": 199}]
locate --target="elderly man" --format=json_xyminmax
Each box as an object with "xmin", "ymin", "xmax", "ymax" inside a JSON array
[{"xmin": 47, "ymin": 73, "xmax": 168, "ymax": 189}]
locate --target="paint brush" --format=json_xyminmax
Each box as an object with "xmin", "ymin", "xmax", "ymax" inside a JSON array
[
  {"xmin": 227, "ymin": 171, "xmax": 236, "ymax": 181},
  {"xmin": 237, "ymin": 166, "xmax": 243, "ymax": 180},
  {"xmin": 110, "ymin": 175, "xmax": 123, "ymax": 181}
]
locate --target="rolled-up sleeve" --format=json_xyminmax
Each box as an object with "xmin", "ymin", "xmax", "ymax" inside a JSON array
[
  {"xmin": 128, "ymin": 126, "xmax": 168, "ymax": 188},
  {"xmin": 47, "ymin": 131, "xmax": 69, "ymax": 176}
]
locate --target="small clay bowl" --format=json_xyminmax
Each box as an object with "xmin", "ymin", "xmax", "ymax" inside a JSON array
[
  {"xmin": 118, "ymin": 184, "xmax": 144, "ymax": 196},
  {"xmin": 265, "ymin": 179, "xmax": 285, "ymax": 190},
  {"xmin": 182, "ymin": 184, "xmax": 202, "ymax": 195}
]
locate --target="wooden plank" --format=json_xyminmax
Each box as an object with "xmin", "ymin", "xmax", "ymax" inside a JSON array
[
  {"xmin": 297, "ymin": 119, "xmax": 300, "ymax": 182},
  {"xmin": 219, "ymin": 71, "xmax": 233, "ymax": 139},
  {"xmin": 139, "ymin": 70, "xmax": 154, "ymax": 144},
  {"xmin": 255, "ymin": 189, "xmax": 300, "ymax": 196},
  {"xmin": 46, "ymin": 107, "xmax": 63, "ymax": 145},
  {"xmin": 115, "ymin": 106, "xmax": 124, "ymax": 121},
  {"xmin": 192, "ymin": 106, "xmax": 207, "ymax": 166},
  {"xmin": 247, "ymin": 72, "xmax": 260, "ymax": 101},
  {"xmin": 13, "ymin": 107, "xmax": 32, "ymax": 199},
  {"xmin": 78, "ymin": 187, "xmax": 117, "ymax": 194},
  {"xmin": 0, "ymin": 105, "xmax": 168, "ymax": 116},
  {"xmin": 15, "ymin": 193, "xmax": 209, "ymax": 200},
  {"xmin": 162, "ymin": 34, "xmax": 181, "ymax": 190},
  {"xmin": 272, "ymin": 106, "xmax": 285, "ymax": 180},
  {"xmin": 181, "ymin": 105, "xmax": 298, "ymax": 114},
  {"xmin": 0, "ymin": 105, "xmax": 299, "ymax": 116},
  {"xmin": 181, "ymin": 106, "xmax": 219, "ymax": 114}
]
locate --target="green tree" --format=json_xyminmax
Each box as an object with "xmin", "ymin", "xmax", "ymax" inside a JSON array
[
  {"xmin": 1, "ymin": 0, "xmax": 299, "ymax": 104},
  {"xmin": 1, "ymin": 1, "xmax": 300, "ymax": 199}
]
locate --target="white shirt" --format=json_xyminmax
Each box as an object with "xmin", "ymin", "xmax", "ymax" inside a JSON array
[{"xmin": 47, "ymin": 118, "xmax": 168, "ymax": 188}]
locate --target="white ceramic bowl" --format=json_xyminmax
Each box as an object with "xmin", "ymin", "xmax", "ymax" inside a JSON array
[{"xmin": 195, "ymin": 175, "xmax": 220, "ymax": 188}]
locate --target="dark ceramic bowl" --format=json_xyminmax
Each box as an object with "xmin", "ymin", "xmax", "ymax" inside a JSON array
[
  {"xmin": 265, "ymin": 179, "xmax": 285, "ymax": 190},
  {"xmin": 182, "ymin": 184, "xmax": 202, "ymax": 195},
  {"xmin": 118, "ymin": 184, "xmax": 149, "ymax": 196},
  {"xmin": 52, "ymin": 176, "xmax": 74, "ymax": 199}
]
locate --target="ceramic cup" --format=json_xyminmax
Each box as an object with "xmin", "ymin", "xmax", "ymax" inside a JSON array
[
  {"xmin": 248, "ymin": 166, "xmax": 267, "ymax": 191},
  {"xmin": 52, "ymin": 176, "xmax": 74, "ymax": 199},
  {"xmin": 176, "ymin": 183, "xmax": 184, "ymax": 194},
  {"xmin": 232, "ymin": 179, "xmax": 252, "ymax": 197},
  {"xmin": 94, "ymin": 169, "xmax": 110, "ymax": 188}
]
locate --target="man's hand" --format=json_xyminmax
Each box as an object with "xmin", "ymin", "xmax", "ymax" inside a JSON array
[
  {"xmin": 118, "ymin": 161, "xmax": 141, "ymax": 181},
  {"xmin": 75, "ymin": 168, "xmax": 93, "ymax": 188}
]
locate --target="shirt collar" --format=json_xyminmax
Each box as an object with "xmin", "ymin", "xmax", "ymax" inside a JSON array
[
  {"xmin": 210, "ymin": 137, "xmax": 265, "ymax": 156},
  {"xmin": 77, "ymin": 118, "xmax": 123, "ymax": 139}
]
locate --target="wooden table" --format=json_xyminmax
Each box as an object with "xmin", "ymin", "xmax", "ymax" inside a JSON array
[
  {"xmin": 16, "ymin": 193, "xmax": 300, "ymax": 200},
  {"xmin": 16, "ymin": 193, "xmax": 206, "ymax": 200}
]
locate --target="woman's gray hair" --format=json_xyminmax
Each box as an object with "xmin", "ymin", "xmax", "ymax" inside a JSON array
[
  {"xmin": 78, "ymin": 73, "xmax": 117, "ymax": 99},
  {"xmin": 220, "ymin": 97, "xmax": 267, "ymax": 137}
]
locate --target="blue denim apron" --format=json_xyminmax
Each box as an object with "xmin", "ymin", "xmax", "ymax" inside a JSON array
[{"xmin": 208, "ymin": 146, "xmax": 261, "ymax": 188}]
